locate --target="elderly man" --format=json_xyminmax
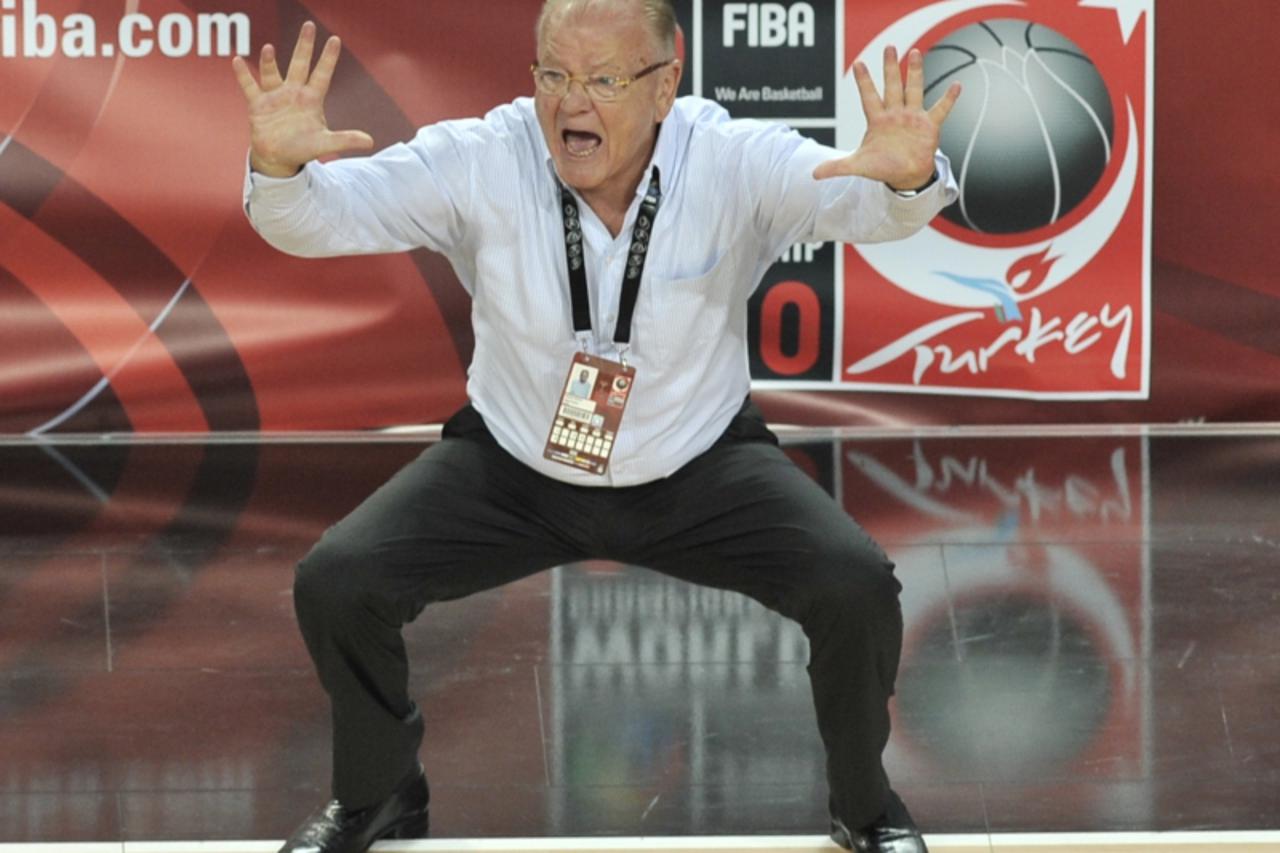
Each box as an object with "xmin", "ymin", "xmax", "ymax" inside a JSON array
[{"xmin": 234, "ymin": 1, "xmax": 960, "ymax": 852}]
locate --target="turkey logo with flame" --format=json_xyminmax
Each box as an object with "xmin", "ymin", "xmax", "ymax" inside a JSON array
[{"xmin": 837, "ymin": 0, "xmax": 1152, "ymax": 399}]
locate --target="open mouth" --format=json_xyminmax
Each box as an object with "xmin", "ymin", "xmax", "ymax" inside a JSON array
[{"xmin": 563, "ymin": 130, "xmax": 602, "ymax": 159}]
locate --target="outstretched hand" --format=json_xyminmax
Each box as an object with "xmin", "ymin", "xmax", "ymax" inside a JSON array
[
  {"xmin": 231, "ymin": 21, "xmax": 374, "ymax": 178},
  {"xmin": 813, "ymin": 46, "xmax": 960, "ymax": 191}
]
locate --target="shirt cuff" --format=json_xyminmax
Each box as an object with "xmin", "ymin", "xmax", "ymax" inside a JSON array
[{"xmin": 242, "ymin": 153, "xmax": 312, "ymax": 217}]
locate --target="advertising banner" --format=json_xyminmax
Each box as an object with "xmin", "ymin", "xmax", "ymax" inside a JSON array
[
  {"xmin": 680, "ymin": 0, "xmax": 1154, "ymax": 397},
  {"xmin": 3, "ymin": 1, "xmax": 1274, "ymax": 433},
  {"xmin": 836, "ymin": 0, "xmax": 1152, "ymax": 399}
]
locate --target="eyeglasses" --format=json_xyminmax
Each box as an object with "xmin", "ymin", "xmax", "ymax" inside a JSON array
[{"xmin": 531, "ymin": 59, "xmax": 676, "ymax": 102}]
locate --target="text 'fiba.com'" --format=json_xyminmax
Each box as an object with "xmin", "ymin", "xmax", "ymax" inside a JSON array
[{"xmin": 1, "ymin": 0, "xmax": 250, "ymax": 59}]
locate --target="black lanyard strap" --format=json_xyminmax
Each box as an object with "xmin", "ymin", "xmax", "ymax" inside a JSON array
[{"xmin": 560, "ymin": 167, "xmax": 662, "ymax": 347}]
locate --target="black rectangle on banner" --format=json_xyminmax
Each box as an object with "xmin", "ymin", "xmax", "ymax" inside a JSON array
[
  {"xmin": 748, "ymin": 127, "xmax": 836, "ymax": 382},
  {"xmin": 673, "ymin": 0, "xmax": 695, "ymax": 97},
  {"xmin": 701, "ymin": 0, "xmax": 836, "ymax": 119},
  {"xmin": 749, "ymin": 241, "xmax": 837, "ymax": 381}
]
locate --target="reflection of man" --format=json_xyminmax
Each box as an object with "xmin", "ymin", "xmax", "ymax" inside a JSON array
[
  {"xmin": 234, "ymin": 2, "xmax": 960, "ymax": 852},
  {"xmin": 568, "ymin": 368, "xmax": 593, "ymax": 398}
]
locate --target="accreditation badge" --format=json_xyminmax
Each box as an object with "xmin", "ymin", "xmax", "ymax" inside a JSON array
[{"xmin": 544, "ymin": 352, "xmax": 635, "ymax": 475}]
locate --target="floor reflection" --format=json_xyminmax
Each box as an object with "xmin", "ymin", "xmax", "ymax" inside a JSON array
[{"xmin": 0, "ymin": 430, "xmax": 1277, "ymax": 841}]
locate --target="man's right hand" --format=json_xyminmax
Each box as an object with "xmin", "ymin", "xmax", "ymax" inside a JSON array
[{"xmin": 231, "ymin": 21, "xmax": 374, "ymax": 178}]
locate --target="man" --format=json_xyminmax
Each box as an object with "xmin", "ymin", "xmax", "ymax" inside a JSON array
[
  {"xmin": 568, "ymin": 367, "xmax": 595, "ymax": 399},
  {"xmin": 234, "ymin": 2, "xmax": 960, "ymax": 852}
]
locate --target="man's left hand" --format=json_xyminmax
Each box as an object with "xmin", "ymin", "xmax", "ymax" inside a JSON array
[{"xmin": 813, "ymin": 46, "xmax": 960, "ymax": 192}]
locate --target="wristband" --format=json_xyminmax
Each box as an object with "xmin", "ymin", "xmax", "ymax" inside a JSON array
[{"xmin": 891, "ymin": 170, "xmax": 938, "ymax": 198}]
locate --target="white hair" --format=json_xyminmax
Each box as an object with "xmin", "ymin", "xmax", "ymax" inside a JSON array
[{"xmin": 536, "ymin": 0, "xmax": 677, "ymax": 57}]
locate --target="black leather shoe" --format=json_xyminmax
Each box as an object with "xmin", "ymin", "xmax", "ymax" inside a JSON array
[
  {"xmin": 830, "ymin": 789, "xmax": 927, "ymax": 853},
  {"xmin": 279, "ymin": 764, "xmax": 429, "ymax": 853}
]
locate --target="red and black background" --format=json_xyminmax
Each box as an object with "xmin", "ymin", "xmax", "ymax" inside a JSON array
[{"xmin": 2, "ymin": 0, "xmax": 1277, "ymax": 435}]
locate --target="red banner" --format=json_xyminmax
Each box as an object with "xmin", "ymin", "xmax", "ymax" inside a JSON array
[
  {"xmin": 838, "ymin": 0, "xmax": 1151, "ymax": 399},
  {"xmin": 1, "ymin": 1, "xmax": 1276, "ymax": 433}
]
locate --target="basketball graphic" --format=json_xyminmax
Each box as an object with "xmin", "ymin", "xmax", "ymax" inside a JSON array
[
  {"xmin": 842, "ymin": 1, "xmax": 1151, "ymax": 397},
  {"xmin": 924, "ymin": 19, "xmax": 1115, "ymax": 235}
]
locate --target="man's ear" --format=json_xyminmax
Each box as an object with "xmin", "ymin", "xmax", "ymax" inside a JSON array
[
  {"xmin": 667, "ymin": 22, "xmax": 686, "ymax": 105},
  {"xmin": 655, "ymin": 59, "xmax": 682, "ymax": 120}
]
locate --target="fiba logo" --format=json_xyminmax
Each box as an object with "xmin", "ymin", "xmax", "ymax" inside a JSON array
[{"xmin": 924, "ymin": 19, "xmax": 1115, "ymax": 236}]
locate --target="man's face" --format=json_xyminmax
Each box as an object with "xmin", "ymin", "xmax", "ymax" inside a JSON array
[{"xmin": 535, "ymin": 5, "xmax": 679, "ymax": 207}]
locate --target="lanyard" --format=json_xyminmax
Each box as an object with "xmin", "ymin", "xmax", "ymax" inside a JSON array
[{"xmin": 560, "ymin": 167, "xmax": 662, "ymax": 353}]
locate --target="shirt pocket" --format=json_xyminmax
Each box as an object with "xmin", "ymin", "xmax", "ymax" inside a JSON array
[{"xmin": 642, "ymin": 251, "xmax": 738, "ymax": 366}]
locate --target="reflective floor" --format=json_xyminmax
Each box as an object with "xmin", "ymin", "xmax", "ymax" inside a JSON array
[{"xmin": 1, "ymin": 429, "xmax": 1278, "ymax": 843}]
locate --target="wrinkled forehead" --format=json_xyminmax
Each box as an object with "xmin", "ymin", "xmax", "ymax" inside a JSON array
[{"xmin": 537, "ymin": 0, "xmax": 659, "ymax": 64}]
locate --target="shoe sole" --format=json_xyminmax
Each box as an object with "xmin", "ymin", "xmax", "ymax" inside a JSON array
[{"xmin": 386, "ymin": 808, "xmax": 430, "ymax": 840}]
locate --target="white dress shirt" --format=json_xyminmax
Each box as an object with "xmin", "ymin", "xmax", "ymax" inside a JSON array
[{"xmin": 243, "ymin": 96, "xmax": 957, "ymax": 487}]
